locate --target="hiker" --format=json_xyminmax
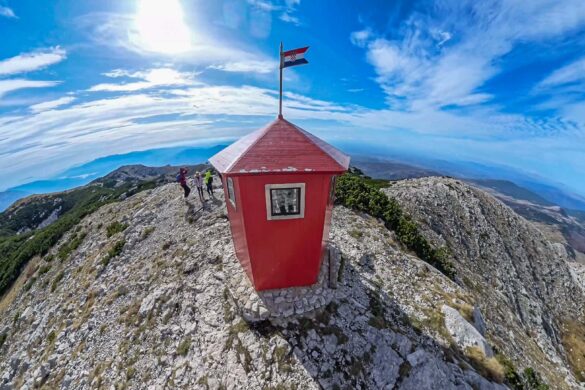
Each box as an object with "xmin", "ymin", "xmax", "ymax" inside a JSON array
[
  {"xmin": 194, "ymin": 171, "xmax": 205, "ymax": 202},
  {"xmin": 204, "ymin": 170, "xmax": 214, "ymax": 197},
  {"xmin": 176, "ymin": 167, "xmax": 191, "ymax": 198}
]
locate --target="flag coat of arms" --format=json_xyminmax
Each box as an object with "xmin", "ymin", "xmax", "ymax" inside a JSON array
[{"xmin": 282, "ymin": 46, "xmax": 309, "ymax": 68}]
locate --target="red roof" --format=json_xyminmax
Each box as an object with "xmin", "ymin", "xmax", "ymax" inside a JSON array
[{"xmin": 209, "ymin": 117, "xmax": 350, "ymax": 174}]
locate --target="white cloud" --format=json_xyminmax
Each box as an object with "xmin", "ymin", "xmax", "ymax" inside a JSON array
[
  {"xmin": 246, "ymin": 0, "xmax": 301, "ymax": 25},
  {"xmin": 89, "ymin": 68, "xmax": 199, "ymax": 92},
  {"xmin": 208, "ymin": 60, "xmax": 276, "ymax": 74},
  {"xmin": 432, "ymin": 30, "xmax": 452, "ymax": 46},
  {"xmin": 247, "ymin": 0, "xmax": 279, "ymax": 12},
  {"xmin": 0, "ymin": 47, "xmax": 67, "ymax": 76},
  {"xmin": 350, "ymin": 29, "xmax": 372, "ymax": 48},
  {"xmin": 0, "ymin": 6, "xmax": 16, "ymax": 18},
  {"xmin": 0, "ymin": 77, "xmax": 582, "ymax": 196},
  {"xmin": 279, "ymin": 12, "xmax": 300, "ymax": 25},
  {"xmin": 352, "ymin": 0, "xmax": 585, "ymax": 110},
  {"xmin": 76, "ymin": 10, "xmax": 272, "ymax": 69},
  {"xmin": 0, "ymin": 79, "xmax": 60, "ymax": 98},
  {"xmin": 30, "ymin": 97, "xmax": 76, "ymax": 113},
  {"xmin": 539, "ymin": 56, "xmax": 585, "ymax": 88}
]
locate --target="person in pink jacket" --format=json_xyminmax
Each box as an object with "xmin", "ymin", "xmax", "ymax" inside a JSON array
[
  {"xmin": 193, "ymin": 171, "xmax": 205, "ymax": 202},
  {"xmin": 176, "ymin": 167, "xmax": 191, "ymax": 198}
]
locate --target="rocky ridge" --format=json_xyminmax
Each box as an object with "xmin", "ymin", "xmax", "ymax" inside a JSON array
[
  {"xmin": 0, "ymin": 177, "xmax": 581, "ymax": 388},
  {"xmin": 385, "ymin": 177, "xmax": 585, "ymax": 388}
]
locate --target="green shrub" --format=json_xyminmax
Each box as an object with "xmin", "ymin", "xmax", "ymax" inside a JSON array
[
  {"xmin": 101, "ymin": 240, "xmax": 126, "ymax": 268},
  {"xmin": 57, "ymin": 231, "xmax": 87, "ymax": 262},
  {"xmin": 141, "ymin": 226, "xmax": 155, "ymax": 240},
  {"xmin": 38, "ymin": 264, "xmax": 51, "ymax": 275},
  {"xmin": 24, "ymin": 276, "xmax": 36, "ymax": 291},
  {"xmin": 51, "ymin": 271, "xmax": 65, "ymax": 292},
  {"xmin": 177, "ymin": 338, "xmax": 191, "ymax": 356},
  {"xmin": 109, "ymin": 240, "xmax": 125, "ymax": 258},
  {"xmin": 106, "ymin": 221, "xmax": 128, "ymax": 238},
  {"xmin": 495, "ymin": 354, "xmax": 549, "ymax": 390},
  {"xmin": 0, "ymin": 332, "xmax": 6, "ymax": 348},
  {"xmin": 523, "ymin": 367, "xmax": 549, "ymax": 390},
  {"xmin": 335, "ymin": 173, "xmax": 456, "ymax": 279}
]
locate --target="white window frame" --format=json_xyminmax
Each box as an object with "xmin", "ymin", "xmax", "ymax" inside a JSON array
[
  {"xmin": 265, "ymin": 183, "xmax": 306, "ymax": 220},
  {"xmin": 227, "ymin": 177, "xmax": 236, "ymax": 209}
]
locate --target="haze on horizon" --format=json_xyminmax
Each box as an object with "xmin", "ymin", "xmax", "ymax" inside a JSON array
[{"xmin": 1, "ymin": 0, "xmax": 585, "ymax": 197}]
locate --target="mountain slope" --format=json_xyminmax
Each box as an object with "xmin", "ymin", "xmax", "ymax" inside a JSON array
[
  {"xmin": 1, "ymin": 182, "xmax": 513, "ymax": 389},
  {"xmin": 0, "ymin": 176, "xmax": 582, "ymax": 388},
  {"xmin": 0, "ymin": 164, "xmax": 208, "ymax": 298},
  {"xmin": 385, "ymin": 177, "xmax": 585, "ymax": 387}
]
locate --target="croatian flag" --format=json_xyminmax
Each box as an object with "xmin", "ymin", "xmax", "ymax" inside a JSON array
[{"xmin": 282, "ymin": 46, "xmax": 309, "ymax": 68}]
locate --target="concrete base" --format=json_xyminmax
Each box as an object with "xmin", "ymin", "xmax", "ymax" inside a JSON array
[{"xmin": 223, "ymin": 244, "xmax": 343, "ymax": 322}]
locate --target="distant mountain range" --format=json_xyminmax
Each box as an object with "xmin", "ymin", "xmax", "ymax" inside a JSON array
[
  {"xmin": 2, "ymin": 146, "xmax": 585, "ymax": 215},
  {"xmin": 353, "ymin": 156, "xmax": 585, "ymax": 255},
  {"xmin": 0, "ymin": 144, "xmax": 226, "ymax": 211},
  {"xmin": 352, "ymin": 155, "xmax": 585, "ymax": 212}
]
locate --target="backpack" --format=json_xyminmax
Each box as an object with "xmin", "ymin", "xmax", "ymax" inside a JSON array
[{"xmin": 176, "ymin": 173, "xmax": 181, "ymax": 183}]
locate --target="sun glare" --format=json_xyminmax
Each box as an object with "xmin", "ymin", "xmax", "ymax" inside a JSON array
[{"xmin": 132, "ymin": 0, "xmax": 192, "ymax": 54}]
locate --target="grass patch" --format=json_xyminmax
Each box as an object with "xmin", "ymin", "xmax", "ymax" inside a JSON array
[
  {"xmin": 367, "ymin": 288, "xmax": 388, "ymax": 330},
  {"xmin": 38, "ymin": 264, "xmax": 51, "ymax": 275},
  {"xmin": 141, "ymin": 226, "xmax": 155, "ymax": 240},
  {"xmin": 47, "ymin": 330, "xmax": 56, "ymax": 344},
  {"xmin": 101, "ymin": 240, "xmax": 126, "ymax": 268},
  {"xmin": 522, "ymin": 367, "xmax": 550, "ymax": 390},
  {"xmin": 0, "ymin": 332, "xmax": 7, "ymax": 348},
  {"xmin": 464, "ymin": 346, "xmax": 505, "ymax": 384},
  {"xmin": 51, "ymin": 271, "xmax": 65, "ymax": 292},
  {"xmin": 106, "ymin": 221, "xmax": 128, "ymax": 238},
  {"xmin": 57, "ymin": 231, "xmax": 87, "ymax": 262},
  {"xmin": 349, "ymin": 229, "xmax": 363, "ymax": 239},
  {"xmin": 119, "ymin": 300, "xmax": 141, "ymax": 327},
  {"xmin": 23, "ymin": 276, "xmax": 37, "ymax": 291},
  {"xmin": 224, "ymin": 320, "xmax": 253, "ymax": 373},
  {"xmin": 561, "ymin": 319, "xmax": 585, "ymax": 382},
  {"xmin": 177, "ymin": 338, "xmax": 191, "ymax": 356}
]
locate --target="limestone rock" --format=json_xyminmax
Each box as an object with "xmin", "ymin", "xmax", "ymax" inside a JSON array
[{"xmin": 442, "ymin": 305, "xmax": 493, "ymax": 357}]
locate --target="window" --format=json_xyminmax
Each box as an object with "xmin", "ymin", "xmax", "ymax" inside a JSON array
[
  {"xmin": 265, "ymin": 183, "xmax": 306, "ymax": 220},
  {"xmin": 227, "ymin": 177, "xmax": 236, "ymax": 208}
]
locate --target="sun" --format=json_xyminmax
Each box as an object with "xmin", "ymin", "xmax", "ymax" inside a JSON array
[{"xmin": 131, "ymin": 0, "xmax": 192, "ymax": 54}]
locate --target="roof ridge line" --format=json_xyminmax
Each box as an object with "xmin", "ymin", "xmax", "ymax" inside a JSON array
[
  {"xmin": 223, "ymin": 118, "xmax": 278, "ymax": 173},
  {"xmin": 285, "ymin": 119, "xmax": 347, "ymax": 170}
]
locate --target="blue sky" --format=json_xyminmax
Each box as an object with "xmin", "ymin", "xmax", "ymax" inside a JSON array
[{"xmin": 1, "ymin": 0, "xmax": 585, "ymax": 196}]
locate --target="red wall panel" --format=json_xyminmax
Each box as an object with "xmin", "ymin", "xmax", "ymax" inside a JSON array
[
  {"xmin": 239, "ymin": 173, "xmax": 331, "ymax": 290},
  {"xmin": 222, "ymin": 176, "xmax": 253, "ymax": 284}
]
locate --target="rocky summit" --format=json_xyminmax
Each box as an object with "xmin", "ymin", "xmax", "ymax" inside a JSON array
[{"xmin": 0, "ymin": 176, "xmax": 584, "ymax": 389}]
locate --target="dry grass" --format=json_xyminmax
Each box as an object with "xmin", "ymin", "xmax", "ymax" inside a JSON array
[
  {"xmin": 561, "ymin": 319, "xmax": 585, "ymax": 382},
  {"xmin": 464, "ymin": 346, "xmax": 505, "ymax": 383},
  {"xmin": 0, "ymin": 255, "xmax": 41, "ymax": 314}
]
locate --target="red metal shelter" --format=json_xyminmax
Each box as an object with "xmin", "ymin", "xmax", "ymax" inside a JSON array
[{"xmin": 209, "ymin": 117, "xmax": 350, "ymax": 290}]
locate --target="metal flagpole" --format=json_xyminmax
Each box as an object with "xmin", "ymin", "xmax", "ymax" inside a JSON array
[{"xmin": 279, "ymin": 41, "xmax": 283, "ymax": 119}]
